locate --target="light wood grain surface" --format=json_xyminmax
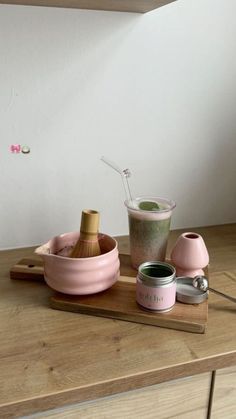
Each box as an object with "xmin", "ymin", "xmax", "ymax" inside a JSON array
[
  {"xmin": 0, "ymin": 225, "xmax": 236, "ymax": 417},
  {"xmin": 36, "ymin": 373, "xmax": 212, "ymax": 419},
  {"xmin": 0, "ymin": 0, "xmax": 176, "ymax": 13},
  {"xmin": 211, "ymin": 366, "xmax": 236, "ymax": 418},
  {"xmin": 50, "ymin": 278, "xmax": 208, "ymax": 334}
]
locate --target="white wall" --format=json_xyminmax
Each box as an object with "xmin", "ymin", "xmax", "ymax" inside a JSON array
[{"xmin": 1, "ymin": 0, "xmax": 236, "ymax": 249}]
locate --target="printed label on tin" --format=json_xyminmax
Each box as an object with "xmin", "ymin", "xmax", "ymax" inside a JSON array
[{"xmin": 136, "ymin": 281, "xmax": 176, "ymax": 311}]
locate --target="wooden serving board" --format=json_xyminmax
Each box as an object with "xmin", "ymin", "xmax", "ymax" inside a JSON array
[
  {"xmin": 51, "ymin": 279, "xmax": 208, "ymax": 334},
  {"xmin": 10, "ymin": 255, "xmax": 208, "ymax": 333}
]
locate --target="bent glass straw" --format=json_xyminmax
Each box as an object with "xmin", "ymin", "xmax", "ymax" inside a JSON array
[{"xmin": 101, "ymin": 156, "xmax": 133, "ymax": 203}]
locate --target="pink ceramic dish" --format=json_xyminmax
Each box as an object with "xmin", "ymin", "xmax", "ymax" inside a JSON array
[{"xmin": 35, "ymin": 232, "xmax": 120, "ymax": 295}]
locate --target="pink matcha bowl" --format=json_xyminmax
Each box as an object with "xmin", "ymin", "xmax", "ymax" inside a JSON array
[{"xmin": 35, "ymin": 232, "xmax": 120, "ymax": 295}]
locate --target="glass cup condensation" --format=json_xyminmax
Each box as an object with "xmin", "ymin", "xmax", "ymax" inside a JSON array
[{"xmin": 125, "ymin": 197, "xmax": 176, "ymax": 269}]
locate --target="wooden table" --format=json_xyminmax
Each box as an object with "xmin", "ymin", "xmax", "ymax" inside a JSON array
[{"xmin": 0, "ymin": 224, "xmax": 236, "ymax": 418}]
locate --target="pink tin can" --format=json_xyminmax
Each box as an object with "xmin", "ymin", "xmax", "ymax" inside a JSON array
[{"xmin": 136, "ymin": 261, "xmax": 176, "ymax": 312}]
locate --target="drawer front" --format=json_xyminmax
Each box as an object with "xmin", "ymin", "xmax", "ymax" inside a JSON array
[
  {"xmin": 39, "ymin": 373, "xmax": 211, "ymax": 418},
  {"xmin": 211, "ymin": 366, "xmax": 236, "ymax": 419}
]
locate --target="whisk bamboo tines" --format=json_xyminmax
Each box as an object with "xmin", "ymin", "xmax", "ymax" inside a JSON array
[{"xmin": 70, "ymin": 210, "xmax": 101, "ymax": 258}]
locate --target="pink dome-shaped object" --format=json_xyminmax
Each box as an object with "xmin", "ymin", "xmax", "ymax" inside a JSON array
[{"xmin": 170, "ymin": 232, "xmax": 209, "ymax": 277}]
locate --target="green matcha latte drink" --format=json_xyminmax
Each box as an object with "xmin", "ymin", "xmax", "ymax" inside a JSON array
[{"xmin": 125, "ymin": 197, "xmax": 176, "ymax": 269}]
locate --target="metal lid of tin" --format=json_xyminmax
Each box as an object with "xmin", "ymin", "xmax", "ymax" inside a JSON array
[
  {"xmin": 138, "ymin": 261, "xmax": 176, "ymax": 286},
  {"xmin": 176, "ymin": 277, "xmax": 208, "ymax": 304}
]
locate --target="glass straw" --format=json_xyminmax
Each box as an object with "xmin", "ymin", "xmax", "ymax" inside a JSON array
[{"xmin": 101, "ymin": 156, "xmax": 133, "ymax": 204}]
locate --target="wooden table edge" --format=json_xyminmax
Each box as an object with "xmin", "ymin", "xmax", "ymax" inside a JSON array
[{"xmin": 1, "ymin": 351, "xmax": 235, "ymax": 418}]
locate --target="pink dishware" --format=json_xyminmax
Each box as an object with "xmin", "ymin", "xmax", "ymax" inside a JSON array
[
  {"xmin": 170, "ymin": 232, "xmax": 209, "ymax": 277},
  {"xmin": 35, "ymin": 232, "xmax": 120, "ymax": 295}
]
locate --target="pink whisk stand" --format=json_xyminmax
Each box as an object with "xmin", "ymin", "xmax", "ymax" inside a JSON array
[{"xmin": 170, "ymin": 232, "xmax": 209, "ymax": 277}]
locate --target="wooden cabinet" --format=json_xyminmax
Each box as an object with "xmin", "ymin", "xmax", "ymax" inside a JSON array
[
  {"xmin": 211, "ymin": 366, "xmax": 236, "ymax": 419},
  {"xmin": 0, "ymin": 225, "xmax": 235, "ymax": 418},
  {"xmin": 0, "ymin": 0, "xmax": 176, "ymax": 13},
  {"xmin": 36, "ymin": 373, "xmax": 212, "ymax": 418},
  {"xmin": 15, "ymin": 368, "xmax": 236, "ymax": 418}
]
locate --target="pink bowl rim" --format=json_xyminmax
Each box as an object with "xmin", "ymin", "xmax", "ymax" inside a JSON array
[{"xmin": 36, "ymin": 232, "xmax": 118, "ymax": 261}]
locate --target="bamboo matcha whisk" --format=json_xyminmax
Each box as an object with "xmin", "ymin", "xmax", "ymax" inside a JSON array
[{"xmin": 70, "ymin": 209, "xmax": 101, "ymax": 258}]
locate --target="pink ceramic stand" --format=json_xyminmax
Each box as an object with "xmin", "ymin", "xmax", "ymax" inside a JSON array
[{"xmin": 170, "ymin": 232, "xmax": 209, "ymax": 278}]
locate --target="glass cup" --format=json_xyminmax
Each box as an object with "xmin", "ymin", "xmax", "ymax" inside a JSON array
[{"xmin": 125, "ymin": 196, "xmax": 176, "ymax": 269}]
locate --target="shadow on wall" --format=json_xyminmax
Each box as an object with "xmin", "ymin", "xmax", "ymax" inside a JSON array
[
  {"xmin": 175, "ymin": 133, "xmax": 236, "ymax": 229},
  {"xmin": 201, "ymin": 134, "xmax": 236, "ymax": 224}
]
